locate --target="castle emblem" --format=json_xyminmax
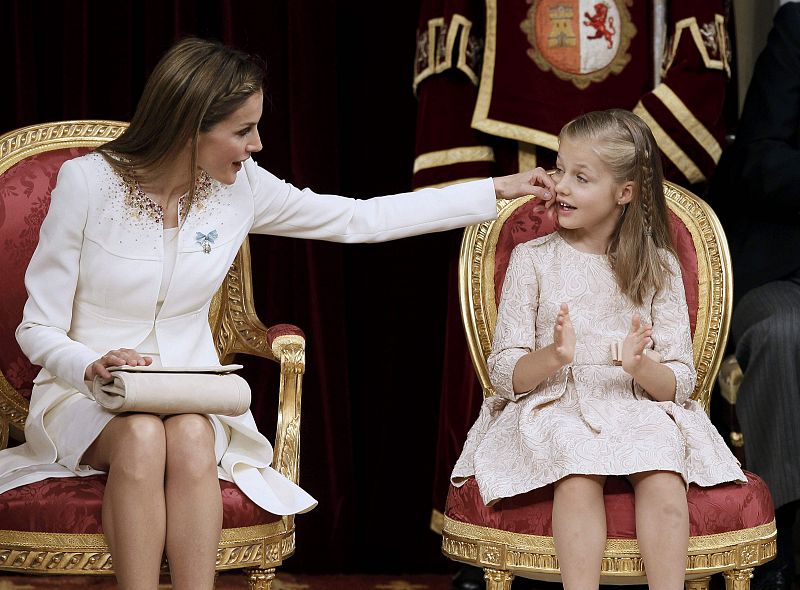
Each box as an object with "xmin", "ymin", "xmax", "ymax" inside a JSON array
[{"xmin": 521, "ymin": 0, "xmax": 636, "ymax": 89}]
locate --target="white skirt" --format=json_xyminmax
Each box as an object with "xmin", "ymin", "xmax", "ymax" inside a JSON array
[{"xmin": 0, "ymin": 358, "xmax": 317, "ymax": 516}]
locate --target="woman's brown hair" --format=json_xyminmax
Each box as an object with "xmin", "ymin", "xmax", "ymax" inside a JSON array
[
  {"xmin": 97, "ymin": 37, "xmax": 265, "ymax": 200},
  {"xmin": 559, "ymin": 109, "xmax": 675, "ymax": 305}
]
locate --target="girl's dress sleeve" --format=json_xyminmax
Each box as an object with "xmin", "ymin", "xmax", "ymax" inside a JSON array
[
  {"xmin": 648, "ymin": 251, "xmax": 697, "ymax": 405},
  {"xmin": 15, "ymin": 160, "xmax": 100, "ymax": 396},
  {"xmin": 243, "ymin": 159, "xmax": 497, "ymax": 242},
  {"xmin": 487, "ymin": 244, "xmax": 539, "ymax": 401}
]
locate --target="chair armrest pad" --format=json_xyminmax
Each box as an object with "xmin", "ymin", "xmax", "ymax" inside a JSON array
[{"xmin": 267, "ymin": 324, "xmax": 305, "ymax": 348}]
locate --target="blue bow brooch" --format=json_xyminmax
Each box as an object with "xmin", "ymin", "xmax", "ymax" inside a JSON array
[{"xmin": 195, "ymin": 230, "xmax": 218, "ymax": 254}]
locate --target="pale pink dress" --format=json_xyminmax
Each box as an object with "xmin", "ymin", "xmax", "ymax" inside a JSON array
[{"xmin": 451, "ymin": 232, "xmax": 745, "ymax": 506}]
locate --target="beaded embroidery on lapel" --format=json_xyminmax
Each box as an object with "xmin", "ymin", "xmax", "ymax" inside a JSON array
[{"xmin": 121, "ymin": 171, "xmax": 214, "ymax": 224}]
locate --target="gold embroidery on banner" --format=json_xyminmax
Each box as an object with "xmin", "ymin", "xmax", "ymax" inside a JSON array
[
  {"xmin": 632, "ymin": 103, "xmax": 705, "ymax": 184},
  {"xmin": 652, "ymin": 84, "xmax": 723, "ymax": 163},
  {"xmin": 472, "ymin": 1, "xmax": 560, "ymax": 149},
  {"xmin": 663, "ymin": 15, "xmax": 730, "ymax": 76},
  {"xmin": 414, "ymin": 18, "xmax": 444, "ymax": 90},
  {"xmin": 520, "ymin": 0, "xmax": 636, "ymax": 90},
  {"xmin": 413, "ymin": 146, "xmax": 496, "ymax": 174},
  {"xmin": 414, "ymin": 14, "xmax": 482, "ymax": 92}
]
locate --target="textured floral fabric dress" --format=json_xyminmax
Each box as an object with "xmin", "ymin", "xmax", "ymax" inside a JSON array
[{"xmin": 451, "ymin": 232, "xmax": 746, "ymax": 506}]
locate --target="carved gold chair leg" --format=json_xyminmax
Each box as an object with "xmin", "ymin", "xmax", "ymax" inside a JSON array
[
  {"xmin": 686, "ymin": 575, "xmax": 713, "ymax": 590},
  {"xmin": 483, "ymin": 567, "xmax": 514, "ymax": 590},
  {"xmin": 723, "ymin": 568, "xmax": 754, "ymax": 590},
  {"xmin": 246, "ymin": 567, "xmax": 276, "ymax": 590}
]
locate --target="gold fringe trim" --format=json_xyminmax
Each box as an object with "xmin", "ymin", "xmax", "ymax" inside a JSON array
[
  {"xmin": 414, "ymin": 146, "xmax": 495, "ymax": 174},
  {"xmin": 633, "ymin": 102, "xmax": 705, "ymax": 184},
  {"xmin": 652, "ymin": 84, "xmax": 722, "ymax": 163}
]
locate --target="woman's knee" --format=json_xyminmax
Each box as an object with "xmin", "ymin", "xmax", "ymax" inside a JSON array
[
  {"xmin": 164, "ymin": 414, "xmax": 217, "ymax": 479},
  {"xmin": 106, "ymin": 414, "xmax": 167, "ymax": 480}
]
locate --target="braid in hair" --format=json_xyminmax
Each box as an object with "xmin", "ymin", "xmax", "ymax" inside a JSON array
[
  {"xmin": 560, "ymin": 109, "xmax": 675, "ymax": 304},
  {"xmin": 640, "ymin": 148, "xmax": 654, "ymax": 239}
]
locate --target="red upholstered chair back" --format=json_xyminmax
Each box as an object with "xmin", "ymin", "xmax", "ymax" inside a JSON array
[
  {"xmin": 459, "ymin": 182, "xmax": 731, "ymax": 412},
  {"xmin": 0, "ymin": 123, "xmax": 130, "ymax": 448},
  {"xmin": 0, "ymin": 147, "xmax": 93, "ymax": 403}
]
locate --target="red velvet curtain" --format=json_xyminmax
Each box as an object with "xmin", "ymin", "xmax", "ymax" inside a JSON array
[{"xmin": 2, "ymin": 0, "xmax": 455, "ymax": 574}]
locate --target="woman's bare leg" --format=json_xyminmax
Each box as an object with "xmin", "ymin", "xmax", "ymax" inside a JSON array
[
  {"xmin": 552, "ymin": 474, "xmax": 607, "ymax": 590},
  {"xmin": 82, "ymin": 413, "xmax": 167, "ymax": 590},
  {"xmin": 628, "ymin": 471, "xmax": 688, "ymax": 590},
  {"xmin": 163, "ymin": 414, "xmax": 222, "ymax": 590}
]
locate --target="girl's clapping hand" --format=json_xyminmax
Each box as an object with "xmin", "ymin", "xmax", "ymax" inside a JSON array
[
  {"xmin": 621, "ymin": 314, "xmax": 653, "ymax": 375},
  {"xmin": 553, "ymin": 303, "xmax": 576, "ymax": 366}
]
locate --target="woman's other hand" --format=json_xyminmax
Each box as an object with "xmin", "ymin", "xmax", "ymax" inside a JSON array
[
  {"xmin": 492, "ymin": 167, "xmax": 555, "ymax": 203},
  {"xmin": 85, "ymin": 348, "xmax": 153, "ymax": 381}
]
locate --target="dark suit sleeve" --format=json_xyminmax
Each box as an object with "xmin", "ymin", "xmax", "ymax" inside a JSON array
[{"xmin": 733, "ymin": 3, "xmax": 800, "ymax": 213}]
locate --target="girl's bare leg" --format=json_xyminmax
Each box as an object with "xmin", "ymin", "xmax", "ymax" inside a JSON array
[
  {"xmin": 553, "ymin": 474, "xmax": 607, "ymax": 590},
  {"xmin": 163, "ymin": 414, "xmax": 222, "ymax": 590},
  {"xmin": 628, "ymin": 471, "xmax": 689, "ymax": 590},
  {"xmin": 82, "ymin": 414, "xmax": 167, "ymax": 590}
]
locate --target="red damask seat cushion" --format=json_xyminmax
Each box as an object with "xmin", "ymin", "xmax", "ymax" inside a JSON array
[
  {"xmin": 0, "ymin": 476, "xmax": 280, "ymax": 533},
  {"xmin": 446, "ymin": 472, "xmax": 774, "ymax": 538}
]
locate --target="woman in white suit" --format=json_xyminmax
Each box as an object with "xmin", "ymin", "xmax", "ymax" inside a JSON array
[{"xmin": 0, "ymin": 38, "xmax": 555, "ymax": 590}]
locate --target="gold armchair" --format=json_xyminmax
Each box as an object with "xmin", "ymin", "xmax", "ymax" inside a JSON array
[
  {"xmin": 442, "ymin": 182, "xmax": 777, "ymax": 590},
  {"xmin": 0, "ymin": 121, "xmax": 306, "ymax": 589}
]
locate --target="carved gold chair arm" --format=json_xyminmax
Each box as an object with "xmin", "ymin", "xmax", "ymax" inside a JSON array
[{"xmin": 267, "ymin": 325, "xmax": 306, "ymax": 486}]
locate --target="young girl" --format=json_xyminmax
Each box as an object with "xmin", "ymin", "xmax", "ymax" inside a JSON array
[{"xmin": 451, "ymin": 109, "xmax": 746, "ymax": 590}]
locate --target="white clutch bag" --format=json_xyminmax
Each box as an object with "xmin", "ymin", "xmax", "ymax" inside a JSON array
[{"xmin": 90, "ymin": 364, "xmax": 251, "ymax": 417}]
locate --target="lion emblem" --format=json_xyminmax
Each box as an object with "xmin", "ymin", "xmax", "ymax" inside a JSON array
[{"xmin": 584, "ymin": 2, "xmax": 616, "ymax": 49}]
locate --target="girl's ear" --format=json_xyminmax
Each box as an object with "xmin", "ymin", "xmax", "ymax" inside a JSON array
[{"xmin": 617, "ymin": 181, "xmax": 635, "ymax": 205}]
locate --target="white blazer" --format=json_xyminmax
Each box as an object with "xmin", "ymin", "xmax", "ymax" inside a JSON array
[{"xmin": 2, "ymin": 152, "xmax": 497, "ymax": 514}]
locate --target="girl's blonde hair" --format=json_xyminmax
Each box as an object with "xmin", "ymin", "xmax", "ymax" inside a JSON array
[
  {"xmin": 97, "ymin": 37, "xmax": 265, "ymax": 200},
  {"xmin": 559, "ymin": 109, "xmax": 675, "ymax": 305}
]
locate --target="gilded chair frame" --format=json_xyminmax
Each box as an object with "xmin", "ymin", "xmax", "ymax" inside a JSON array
[
  {"xmin": 0, "ymin": 121, "xmax": 305, "ymax": 589},
  {"xmin": 443, "ymin": 183, "xmax": 776, "ymax": 590}
]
